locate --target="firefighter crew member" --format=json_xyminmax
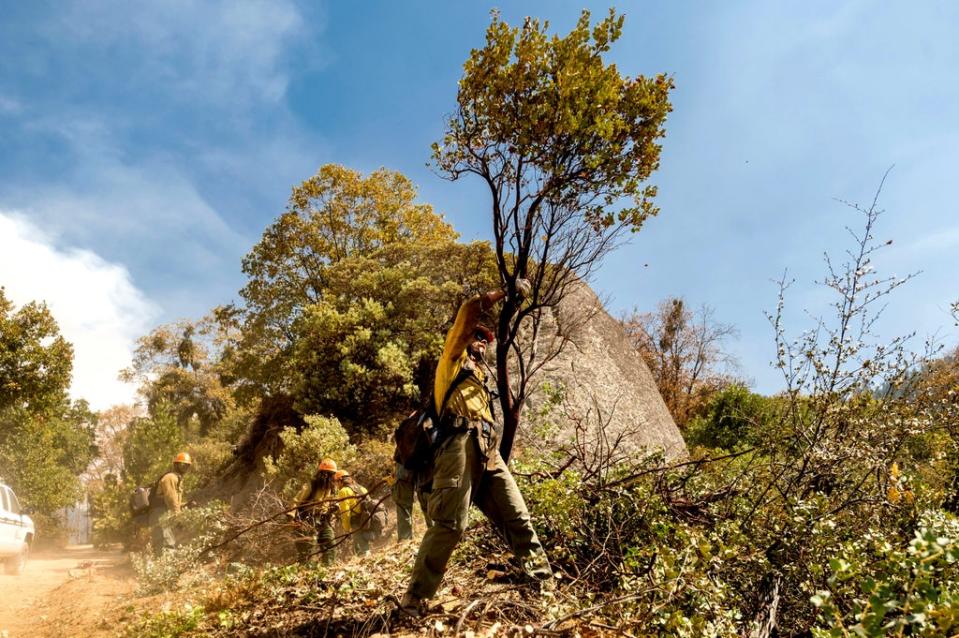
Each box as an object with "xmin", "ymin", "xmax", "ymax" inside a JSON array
[
  {"xmin": 335, "ymin": 470, "xmax": 372, "ymax": 556},
  {"xmin": 400, "ymin": 279, "xmax": 552, "ymax": 618},
  {"xmin": 149, "ymin": 451, "xmax": 192, "ymax": 554},
  {"xmin": 289, "ymin": 458, "xmax": 339, "ymax": 565}
]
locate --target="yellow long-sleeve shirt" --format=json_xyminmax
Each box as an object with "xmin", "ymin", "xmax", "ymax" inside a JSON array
[
  {"xmin": 155, "ymin": 471, "xmax": 183, "ymax": 513},
  {"xmin": 292, "ymin": 478, "xmax": 337, "ymax": 520},
  {"xmin": 433, "ymin": 295, "xmax": 493, "ymax": 423},
  {"xmin": 337, "ymin": 484, "xmax": 368, "ymax": 533}
]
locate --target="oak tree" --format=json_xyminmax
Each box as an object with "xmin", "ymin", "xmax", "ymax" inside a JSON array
[
  {"xmin": 224, "ymin": 164, "xmax": 497, "ymax": 432},
  {"xmin": 0, "ymin": 287, "xmax": 72, "ymax": 413},
  {"xmin": 0, "ymin": 288, "xmax": 96, "ymax": 514}
]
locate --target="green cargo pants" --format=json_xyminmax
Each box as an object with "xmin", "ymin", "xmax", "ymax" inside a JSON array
[
  {"xmin": 406, "ymin": 427, "xmax": 551, "ymax": 600},
  {"xmin": 295, "ymin": 520, "xmax": 335, "ymax": 566},
  {"xmin": 149, "ymin": 507, "xmax": 176, "ymax": 554},
  {"xmin": 393, "ymin": 463, "xmax": 432, "ymax": 541}
]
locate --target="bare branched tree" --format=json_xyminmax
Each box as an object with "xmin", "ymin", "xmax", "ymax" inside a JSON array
[
  {"xmin": 84, "ymin": 404, "xmax": 140, "ymax": 485},
  {"xmin": 755, "ymin": 171, "xmax": 924, "ymax": 513},
  {"xmin": 622, "ymin": 298, "xmax": 740, "ymax": 426},
  {"xmin": 736, "ymin": 169, "xmax": 942, "ymax": 633}
]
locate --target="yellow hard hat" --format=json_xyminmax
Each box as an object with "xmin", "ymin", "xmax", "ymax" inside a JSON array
[
  {"xmin": 318, "ymin": 458, "xmax": 337, "ymax": 473},
  {"xmin": 174, "ymin": 452, "xmax": 193, "ymax": 465}
]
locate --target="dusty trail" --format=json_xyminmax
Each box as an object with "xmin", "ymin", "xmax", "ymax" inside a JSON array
[{"xmin": 0, "ymin": 545, "xmax": 133, "ymax": 638}]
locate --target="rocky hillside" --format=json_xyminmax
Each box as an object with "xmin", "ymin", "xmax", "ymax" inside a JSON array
[{"xmin": 518, "ymin": 280, "xmax": 686, "ymax": 461}]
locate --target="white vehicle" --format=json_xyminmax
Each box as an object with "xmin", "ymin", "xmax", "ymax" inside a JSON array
[{"xmin": 0, "ymin": 481, "xmax": 34, "ymax": 575}]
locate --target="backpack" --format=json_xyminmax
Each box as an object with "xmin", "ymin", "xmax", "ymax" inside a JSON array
[
  {"xmin": 369, "ymin": 507, "xmax": 387, "ymax": 539},
  {"xmin": 355, "ymin": 488, "xmax": 386, "ymax": 538},
  {"xmin": 392, "ymin": 368, "xmax": 473, "ymax": 471},
  {"xmin": 129, "ymin": 487, "xmax": 151, "ymax": 515}
]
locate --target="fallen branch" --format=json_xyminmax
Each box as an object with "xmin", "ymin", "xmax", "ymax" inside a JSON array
[
  {"xmin": 454, "ymin": 599, "xmax": 481, "ymax": 636},
  {"xmin": 602, "ymin": 447, "xmax": 756, "ymax": 491},
  {"xmin": 544, "ymin": 589, "xmax": 656, "ymax": 630}
]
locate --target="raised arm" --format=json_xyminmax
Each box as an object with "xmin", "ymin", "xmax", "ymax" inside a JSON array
[
  {"xmin": 444, "ymin": 288, "xmax": 506, "ymax": 358},
  {"xmin": 434, "ymin": 281, "xmax": 531, "ymax": 413},
  {"xmin": 443, "ymin": 280, "xmax": 532, "ymax": 358}
]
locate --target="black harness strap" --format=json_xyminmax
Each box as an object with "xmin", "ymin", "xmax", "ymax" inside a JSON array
[{"xmin": 436, "ymin": 366, "xmax": 474, "ymax": 421}]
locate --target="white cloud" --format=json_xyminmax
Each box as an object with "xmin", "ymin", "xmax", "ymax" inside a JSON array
[
  {"xmin": 893, "ymin": 226, "xmax": 959, "ymax": 261},
  {"xmin": 0, "ymin": 0, "xmax": 323, "ymax": 310},
  {"xmin": 19, "ymin": 150, "xmax": 253, "ymax": 266},
  {"xmin": 48, "ymin": 0, "xmax": 313, "ymax": 108},
  {"xmin": 0, "ymin": 211, "xmax": 159, "ymax": 410}
]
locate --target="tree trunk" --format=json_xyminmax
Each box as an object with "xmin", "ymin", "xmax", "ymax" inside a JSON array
[
  {"xmin": 496, "ymin": 300, "xmax": 519, "ymax": 462},
  {"xmin": 499, "ymin": 401, "xmax": 521, "ymax": 463}
]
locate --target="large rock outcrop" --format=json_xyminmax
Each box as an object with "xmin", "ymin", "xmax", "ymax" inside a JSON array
[{"xmin": 516, "ymin": 281, "xmax": 686, "ymax": 461}]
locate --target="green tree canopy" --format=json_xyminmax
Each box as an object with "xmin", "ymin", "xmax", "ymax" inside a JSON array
[
  {"xmin": 224, "ymin": 165, "xmax": 464, "ymax": 399},
  {"xmin": 222, "ymin": 164, "xmax": 497, "ymax": 432},
  {"xmin": 0, "ymin": 288, "xmax": 96, "ymax": 514},
  {"xmin": 0, "ymin": 286, "xmax": 72, "ymax": 413},
  {"xmin": 121, "ymin": 320, "xmax": 233, "ymax": 436},
  {"xmin": 121, "ymin": 403, "xmax": 183, "ymax": 487}
]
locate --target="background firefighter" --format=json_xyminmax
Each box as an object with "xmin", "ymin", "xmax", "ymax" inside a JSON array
[
  {"xmin": 289, "ymin": 458, "xmax": 339, "ymax": 565},
  {"xmin": 335, "ymin": 469, "xmax": 374, "ymax": 556},
  {"xmin": 149, "ymin": 451, "xmax": 192, "ymax": 554}
]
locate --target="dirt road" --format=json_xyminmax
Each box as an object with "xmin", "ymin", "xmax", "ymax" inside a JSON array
[{"xmin": 0, "ymin": 545, "xmax": 134, "ymax": 638}]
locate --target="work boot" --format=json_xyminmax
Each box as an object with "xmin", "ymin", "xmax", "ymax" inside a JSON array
[
  {"xmin": 398, "ymin": 592, "xmax": 426, "ymax": 619},
  {"xmin": 522, "ymin": 549, "xmax": 553, "ymax": 583}
]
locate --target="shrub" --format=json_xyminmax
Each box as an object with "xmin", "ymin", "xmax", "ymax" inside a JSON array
[
  {"xmin": 184, "ymin": 438, "xmax": 235, "ymax": 492},
  {"xmin": 262, "ymin": 414, "xmax": 356, "ymax": 498},
  {"xmin": 131, "ymin": 501, "xmax": 229, "ymax": 595},
  {"xmin": 812, "ymin": 511, "xmax": 959, "ymax": 637},
  {"xmin": 351, "ymin": 435, "xmax": 394, "ymax": 494},
  {"xmin": 685, "ymin": 384, "xmax": 779, "ymax": 450},
  {"xmin": 515, "ymin": 454, "xmax": 744, "ymax": 636},
  {"xmin": 91, "ymin": 480, "xmax": 136, "ymax": 548},
  {"xmin": 124, "ymin": 603, "xmax": 206, "ymax": 638}
]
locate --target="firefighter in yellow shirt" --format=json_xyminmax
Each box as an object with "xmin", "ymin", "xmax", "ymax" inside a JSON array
[
  {"xmin": 335, "ymin": 470, "xmax": 372, "ymax": 556},
  {"xmin": 289, "ymin": 458, "xmax": 339, "ymax": 565},
  {"xmin": 149, "ymin": 452, "xmax": 192, "ymax": 554},
  {"xmin": 399, "ymin": 279, "xmax": 552, "ymax": 618}
]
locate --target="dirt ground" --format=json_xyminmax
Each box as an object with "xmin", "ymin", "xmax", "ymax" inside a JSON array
[{"xmin": 0, "ymin": 545, "xmax": 134, "ymax": 638}]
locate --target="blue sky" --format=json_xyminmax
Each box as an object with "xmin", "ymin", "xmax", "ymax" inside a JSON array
[{"xmin": 1, "ymin": 1, "xmax": 956, "ymax": 407}]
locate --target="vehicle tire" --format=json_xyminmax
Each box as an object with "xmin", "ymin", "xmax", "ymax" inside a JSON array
[{"xmin": 3, "ymin": 543, "xmax": 28, "ymax": 575}]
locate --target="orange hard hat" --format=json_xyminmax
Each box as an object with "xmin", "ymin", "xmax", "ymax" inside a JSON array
[
  {"xmin": 334, "ymin": 470, "xmax": 350, "ymax": 480},
  {"xmin": 318, "ymin": 458, "xmax": 337, "ymax": 473},
  {"xmin": 174, "ymin": 452, "xmax": 193, "ymax": 465}
]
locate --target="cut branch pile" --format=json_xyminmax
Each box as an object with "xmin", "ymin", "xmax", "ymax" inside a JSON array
[{"xmin": 125, "ymin": 524, "xmax": 632, "ymax": 638}]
